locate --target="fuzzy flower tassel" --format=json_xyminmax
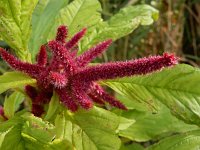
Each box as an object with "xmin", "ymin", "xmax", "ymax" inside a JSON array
[{"xmin": 0, "ymin": 25, "xmax": 178, "ymax": 116}]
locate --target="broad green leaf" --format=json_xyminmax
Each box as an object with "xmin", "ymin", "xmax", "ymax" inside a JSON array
[
  {"xmin": 48, "ymin": 0, "xmax": 102, "ymax": 42},
  {"xmin": 55, "ymin": 107, "xmax": 122, "ymax": 150},
  {"xmin": 0, "ymin": 113, "xmax": 70, "ymax": 150},
  {"xmin": 44, "ymin": 92, "xmax": 60, "ymax": 121},
  {"xmin": 4, "ymin": 91, "xmax": 24, "ymax": 118},
  {"xmin": 147, "ymin": 130, "xmax": 200, "ymax": 150},
  {"xmin": 0, "ymin": 72, "xmax": 36, "ymax": 94},
  {"xmin": 79, "ymin": 4, "xmax": 159, "ymax": 53},
  {"xmin": 0, "ymin": 128, "xmax": 11, "ymax": 147},
  {"xmin": 22, "ymin": 134, "xmax": 73, "ymax": 150},
  {"xmin": 21, "ymin": 114, "xmax": 71, "ymax": 150},
  {"xmin": 116, "ymin": 115, "xmax": 135, "ymax": 132},
  {"xmin": 119, "ymin": 106, "xmax": 198, "ymax": 142},
  {"xmin": 0, "ymin": 116, "xmax": 26, "ymax": 150},
  {"xmin": 0, "ymin": 0, "xmax": 38, "ymax": 60},
  {"xmin": 29, "ymin": 0, "xmax": 69, "ymax": 60},
  {"xmin": 120, "ymin": 143, "xmax": 144, "ymax": 150},
  {"xmin": 104, "ymin": 64, "xmax": 200, "ymax": 126},
  {"xmin": 21, "ymin": 114, "xmax": 55, "ymax": 145}
]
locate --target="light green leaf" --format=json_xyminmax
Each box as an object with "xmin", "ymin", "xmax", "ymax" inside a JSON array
[
  {"xmin": 48, "ymin": 0, "xmax": 102, "ymax": 41},
  {"xmin": 21, "ymin": 114, "xmax": 55, "ymax": 145},
  {"xmin": 22, "ymin": 135, "xmax": 73, "ymax": 150},
  {"xmin": 0, "ymin": 128, "xmax": 11, "ymax": 147},
  {"xmin": 0, "ymin": 72, "xmax": 36, "ymax": 94},
  {"xmin": 147, "ymin": 130, "xmax": 200, "ymax": 150},
  {"xmin": 117, "ymin": 115, "xmax": 135, "ymax": 132},
  {"xmin": 55, "ymin": 107, "xmax": 122, "ymax": 150},
  {"xmin": 0, "ymin": 0, "xmax": 38, "ymax": 60},
  {"xmin": 79, "ymin": 4, "xmax": 158, "ymax": 53},
  {"xmin": 104, "ymin": 64, "xmax": 200, "ymax": 126},
  {"xmin": 0, "ymin": 113, "xmax": 70, "ymax": 150},
  {"xmin": 119, "ymin": 106, "xmax": 198, "ymax": 142},
  {"xmin": 120, "ymin": 143, "xmax": 144, "ymax": 150},
  {"xmin": 0, "ymin": 116, "xmax": 26, "ymax": 150},
  {"xmin": 29, "ymin": 0, "xmax": 69, "ymax": 60},
  {"xmin": 44, "ymin": 92, "xmax": 60, "ymax": 121},
  {"xmin": 4, "ymin": 91, "xmax": 24, "ymax": 118}
]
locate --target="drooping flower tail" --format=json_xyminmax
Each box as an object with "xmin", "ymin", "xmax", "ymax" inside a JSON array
[
  {"xmin": 56, "ymin": 89, "xmax": 78, "ymax": 112},
  {"xmin": 88, "ymin": 93, "xmax": 105, "ymax": 105},
  {"xmin": 71, "ymin": 81, "xmax": 93, "ymax": 109},
  {"xmin": 75, "ymin": 53, "xmax": 177, "ymax": 82},
  {"xmin": 90, "ymin": 83, "xmax": 127, "ymax": 110}
]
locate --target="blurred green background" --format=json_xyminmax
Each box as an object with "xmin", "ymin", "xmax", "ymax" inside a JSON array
[{"xmin": 97, "ymin": 0, "xmax": 200, "ymax": 65}]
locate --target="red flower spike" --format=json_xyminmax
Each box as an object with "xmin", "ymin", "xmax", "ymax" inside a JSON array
[
  {"xmin": 0, "ymin": 48, "xmax": 43, "ymax": 78},
  {"xmin": 74, "ymin": 53, "xmax": 178, "ymax": 82},
  {"xmin": 25, "ymin": 85, "xmax": 38, "ymax": 100},
  {"xmin": 65, "ymin": 28, "xmax": 87, "ymax": 50},
  {"xmin": 88, "ymin": 93, "xmax": 105, "ymax": 105},
  {"xmin": 56, "ymin": 89, "xmax": 78, "ymax": 112},
  {"xmin": 90, "ymin": 83, "xmax": 127, "ymax": 110},
  {"xmin": 49, "ymin": 71, "xmax": 67, "ymax": 88},
  {"xmin": 48, "ymin": 40, "xmax": 77, "ymax": 72},
  {"xmin": 37, "ymin": 45, "xmax": 47, "ymax": 67},
  {"xmin": 0, "ymin": 25, "xmax": 178, "ymax": 115},
  {"xmin": 34, "ymin": 91, "xmax": 52, "ymax": 104},
  {"xmin": 32, "ymin": 104, "xmax": 44, "ymax": 117},
  {"xmin": 77, "ymin": 39, "xmax": 112, "ymax": 67},
  {"xmin": 56, "ymin": 25, "xmax": 68, "ymax": 43},
  {"xmin": 71, "ymin": 81, "xmax": 93, "ymax": 109},
  {"xmin": 71, "ymin": 49, "xmax": 78, "ymax": 58}
]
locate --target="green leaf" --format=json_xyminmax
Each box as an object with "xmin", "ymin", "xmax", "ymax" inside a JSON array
[
  {"xmin": 29, "ymin": 0, "xmax": 69, "ymax": 60},
  {"xmin": 104, "ymin": 64, "xmax": 200, "ymax": 126},
  {"xmin": 79, "ymin": 4, "xmax": 158, "ymax": 53},
  {"xmin": 0, "ymin": 128, "xmax": 11, "ymax": 147},
  {"xmin": 0, "ymin": 116, "xmax": 26, "ymax": 150},
  {"xmin": 55, "ymin": 107, "xmax": 122, "ymax": 150},
  {"xmin": 147, "ymin": 130, "xmax": 200, "ymax": 150},
  {"xmin": 119, "ymin": 106, "xmax": 198, "ymax": 142},
  {"xmin": 0, "ymin": 113, "xmax": 71, "ymax": 150},
  {"xmin": 21, "ymin": 113, "xmax": 55, "ymax": 144},
  {"xmin": 44, "ymin": 92, "xmax": 60, "ymax": 121},
  {"xmin": 0, "ymin": 72, "xmax": 36, "ymax": 94},
  {"xmin": 120, "ymin": 143, "xmax": 144, "ymax": 150},
  {"xmin": 48, "ymin": 0, "xmax": 102, "ymax": 41},
  {"xmin": 0, "ymin": 0, "xmax": 38, "ymax": 60},
  {"xmin": 4, "ymin": 91, "xmax": 24, "ymax": 118},
  {"xmin": 116, "ymin": 115, "xmax": 135, "ymax": 133}
]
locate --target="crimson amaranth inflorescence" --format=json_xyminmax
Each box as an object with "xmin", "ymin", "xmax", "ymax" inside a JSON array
[{"xmin": 0, "ymin": 25, "xmax": 178, "ymax": 116}]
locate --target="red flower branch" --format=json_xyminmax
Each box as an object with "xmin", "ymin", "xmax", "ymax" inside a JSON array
[{"xmin": 0, "ymin": 25, "xmax": 178, "ymax": 116}]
